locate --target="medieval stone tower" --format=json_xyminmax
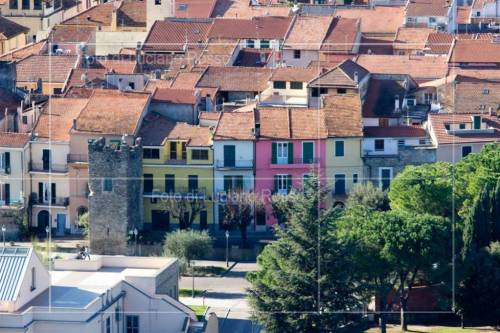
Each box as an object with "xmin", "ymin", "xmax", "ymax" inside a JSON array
[{"xmin": 88, "ymin": 137, "xmax": 143, "ymax": 255}]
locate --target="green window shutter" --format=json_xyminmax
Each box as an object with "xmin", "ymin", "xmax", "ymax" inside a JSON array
[
  {"xmin": 303, "ymin": 142, "xmax": 313, "ymax": 163},
  {"xmin": 335, "ymin": 141, "xmax": 344, "ymax": 157},
  {"xmin": 235, "ymin": 176, "xmax": 243, "ymax": 189},
  {"xmin": 274, "ymin": 175, "xmax": 279, "ymax": 193},
  {"xmin": 271, "ymin": 143, "xmax": 277, "ymax": 164},
  {"xmin": 473, "ymin": 116, "xmax": 481, "ymax": 129},
  {"xmin": 286, "ymin": 175, "xmax": 292, "ymax": 193},
  {"xmin": 4, "ymin": 183, "xmax": 10, "ymax": 205},
  {"xmin": 287, "ymin": 143, "xmax": 293, "ymax": 164},
  {"xmin": 4, "ymin": 152, "xmax": 10, "ymax": 174},
  {"xmin": 223, "ymin": 176, "xmax": 232, "ymax": 191}
]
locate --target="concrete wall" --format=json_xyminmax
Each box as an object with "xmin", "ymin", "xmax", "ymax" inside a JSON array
[
  {"xmin": 282, "ymin": 49, "xmax": 318, "ymax": 67},
  {"xmin": 95, "ymin": 32, "xmax": 148, "ymax": 56},
  {"xmin": 149, "ymin": 101, "xmax": 198, "ymax": 124}
]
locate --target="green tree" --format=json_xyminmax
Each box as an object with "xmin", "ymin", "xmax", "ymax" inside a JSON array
[
  {"xmin": 347, "ymin": 182, "xmax": 389, "ymax": 211},
  {"xmin": 337, "ymin": 208, "xmax": 450, "ymax": 332},
  {"xmin": 247, "ymin": 176, "xmax": 358, "ymax": 332},
  {"xmin": 78, "ymin": 212, "xmax": 89, "ymax": 239},
  {"xmin": 164, "ymin": 229, "xmax": 213, "ymax": 297},
  {"xmin": 270, "ymin": 191, "xmax": 299, "ymax": 224},
  {"xmin": 388, "ymin": 162, "xmax": 454, "ymax": 216}
]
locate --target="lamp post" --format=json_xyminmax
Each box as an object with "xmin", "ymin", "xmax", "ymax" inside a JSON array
[
  {"xmin": 133, "ymin": 227, "xmax": 138, "ymax": 256},
  {"xmin": 45, "ymin": 225, "xmax": 50, "ymax": 261},
  {"xmin": 1, "ymin": 225, "xmax": 6, "ymax": 247},
  {"xmin": 225, "ymin": 230, "xmax": 230, "ymax": 268}
]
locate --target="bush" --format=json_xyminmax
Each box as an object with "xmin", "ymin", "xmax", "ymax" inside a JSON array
[
  {"xmin": 347, "ymin": 182, "xmax": 389, "ymax": 211},
  {"xmin": 163, "ymin": 229, "xmax": 213, "ymax": 267}
]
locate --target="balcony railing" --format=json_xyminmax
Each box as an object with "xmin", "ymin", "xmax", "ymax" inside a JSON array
[
  {"xmin": 30, "ymin": 193, "xmax": 70, "ymax": 206},
  {"xmin": 144, "ymin": 187, "xmax": 207, "ymax": 199},
  {"xmin": 215, "ymin": 159, "xmax": 253, "ymax": 169},
  {"xmin": 67, "ymin": 154, "xmax": 88, "ymax": 163},
  {"xmin": 270, "ymin": 157, "xmax": 320, "ymax": 166},
  {"xmin": 29, "ymin": 162, "xmax": 68, "ymax": 173}
]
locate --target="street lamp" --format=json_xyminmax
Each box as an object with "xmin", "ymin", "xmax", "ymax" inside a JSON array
[
  {"xmin": 132, "ymin": 227, "xmax": 138, "ymax": 256},
  {"xmin": 225, "ymin": 230, "xmax": 230, "ymax": 268},
  {"xmin": 1, "ymin": 225, "xmax": 6, "ymax": 247},
  {"xmin": 45, "ymin": 225, "xmax": 50, "ymax": 262}
]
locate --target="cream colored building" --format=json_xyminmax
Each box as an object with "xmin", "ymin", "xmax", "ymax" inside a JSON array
[{"xmin": 0, "ymin": 17, "xmax": 28, "ymax": 55}]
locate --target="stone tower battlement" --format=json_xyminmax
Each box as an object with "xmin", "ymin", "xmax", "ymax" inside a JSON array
[{"xmin": 88, "ymin": 136, "xmax": 144, "ymax": 255}]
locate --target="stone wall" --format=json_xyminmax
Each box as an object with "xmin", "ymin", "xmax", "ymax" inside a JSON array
[
  {"xmin": 88, "ymin": 137, "xmax": 143, "ymax": 255},
  {"xmin": 364, "ymin": 145, "xmax": 436, "ymax": 183}
]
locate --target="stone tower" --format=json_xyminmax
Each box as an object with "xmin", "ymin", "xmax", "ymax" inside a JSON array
[{"xmin": 88, "ymin": 137, "xmax": 143, "ymax": 255}]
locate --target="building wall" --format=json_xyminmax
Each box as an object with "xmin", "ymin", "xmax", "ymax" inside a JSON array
[
  {"xmin": 254, "ymin": 139, "xmax": 326, "ymax": 225},
  {"xmin": 282, "ymin": 49, "xmax": 318, "ymax": 68},
  {"xmin": 95, "ymin": 31, "xmax": 148, "ymax": 56},
  {"xmin": 17, "ymin": 81, "xmax": 66, "ymax": 95},
  {"xmin": 0, "ymin": 33, "xmax": 27, "ymax": 55},
  {"xmin": 436, "ymin": 142, "xmax": 488, "ymax": 163},
  {"xmin": 149, "ymin": 102, "xmax": 198, "ymax": 124},
  {"xmin": 0, "ymin": 147, "xmax": 27, "ymax": 205}
]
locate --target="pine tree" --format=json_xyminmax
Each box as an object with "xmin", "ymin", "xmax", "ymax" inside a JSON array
[{"xmin": 247, "ymin": 176, "xmax": 358, "ymax": 332}]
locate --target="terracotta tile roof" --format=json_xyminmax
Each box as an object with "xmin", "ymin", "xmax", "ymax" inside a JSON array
[
  {"xmin": 64, "ymin": 68, "xmax": 108, "ymax": 91},
  {"xmin": 117, "ymin": 1, "xmax": 146, "ymax": 27},
  {"xmin": 166, "ymin": 122, "xmax": 212, "ymax": 146},
  {"xmin": 48, "ymin": 25, "xmax": 95, "ymax": 44},
  {"xmin": 142, "ymin": 19, "xmax": 213, "ymax": 52},
  {"xmin": 212, "ymin": 0, "xmax": 289, "ymax": 18},
  {"xmin": 356, "ymin": 55, "xmax": 448, "ymax": 81},
  {"xmin": 214, "ymin": 111, "xmax": 254, "ymax": 140},
  {"xmin": 438, "ymin": 75, "xmax": 500, "ymax": 114},
  {"xmin": 449, "ymin": 38, "xmax": 500, "ymax": 64},
  {"xmin": 62, "ymin": 1, "xmax": 145, "ymax": 27},
  {"xmin": 0, "ymin": 17, "xmax": 29, "ymax": 39},
  {"xmin": 457, "ymin": 6, "xmax": 472, "ymax": 24},
  {"xmin": 359, "ymin": 36, "xmax": 394, "ymax": 55},
  {"xmin": 170, "ymin": 72, "xmax": 202, "ymax": 88},
  {"xmin": 256, "ymin": 108, "xmax": 328, "ymax": 140},
  {"xmin": 424, "ymin": 32, "xmax": 454, "ymax": 54},
  {"xmin": 323, "ymin": 95, "xmax": 363, "ymax": 137},
  {"xmin": 63, "ymin": 1, "xmax": 116, "ymax": 26},
  {"xmin": 16, "ymin": 55, "xmax": 78, "ymax": 83},
  {"xmin": 174, "ymin": 0, "xmax": 217, "ymax": 18},
  {"xmin": 428, "ymin": 113, "xmax": 500, "ymax": 144},
  {"xmin": 0, "ymin": 40, "xmax": 45, "ymax": 62},
  {"xmin": 138, "ymin": 112, "xmax": 177, "ymax": 146},
  {"xmin": 152, "ymin": 88, "xmax": 198, "ymax": 104},
  {"xmin": 363, "ymin": 125, "xmax": 427, "ymax": 138},
  {"xmin": 309, "ymin": 59, "xmax": 369, "ymax": 88},
  {"xmin": 208, "ymin": 16, "xmax": 293, "ymax": 40},
  {"xmin": 336, "ymin": 6, "xmax": 405, "ymax": 34},
  {"xmin": 74, "ymin": 89, "xmax": 150, "ymax": 135},
  {"xmin": 0, "ymin": 132, "xmax": 29, "ymax": 148},
  {"xmin": 34, "ymin": 98, "xmax": 89, "ymax": 141},
  {"xmin": 406, "ymin": 0, "xmax": 452, "ymax": 17},
  {"xmin": 270, "ymin": 67, "xmax": 320, "ymax": 82},
  {"xmin": 284, "ymin": 16, "xmax": 333, "ymax": 51},
  {"xmin": 447, "ymin": 67, "xmax": 500, "ymax": 80},
  {"xmin": 320, "ymin": 17, "xmax": 360, "ymax": 53},
  {"xmin": 196, "ymin": 38, "xmax": 238, "ymax": 67},
  {"xmin": 196, "ymin": 66, "xmax": 271, "ymax": 91},
  {"xmin": 199, "ymin": 111, "xmax": 221, "ymax": 121},
  {"xmin": 96, "ymin": 58, "xmax": 137, "ymax": 74},
  {"xmin": 393, "ymin": 27, "xmax": 433, "ymax": 51}
]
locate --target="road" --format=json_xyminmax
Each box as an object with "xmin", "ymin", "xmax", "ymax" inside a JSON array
[{"xmin": 179, "ymin": 262, "xmax": 262, "ymax": 333}]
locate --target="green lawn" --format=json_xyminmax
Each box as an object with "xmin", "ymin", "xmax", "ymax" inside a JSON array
[
  {"xmin": 179, "ymin": 288, "xmax": 205, "ymax": 297},
  {"xmin": 181, "ymin": 266, "xmax": 227, "ymax": 277},
  {"xmin": 189, "ymin": 305, "xmax": 208, "ymax": 320}
]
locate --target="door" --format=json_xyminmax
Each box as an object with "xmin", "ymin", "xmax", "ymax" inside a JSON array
[
  {"xmin": 143, "ymin": 174, "xmax": 153, "ymax": 193},
  {"xmin": 42, "ymin": 149, "xmax": 51, "ymax": 171},
  {"xmin": 223, "ymin": 145, "xmax": 235, "ymax": 167},
  {"xmin": 37, "ymin": 210, "xmax": 50, "ymax": 234},
  {"xmin": 188, "ymin": 175, "xmax": 198, "ymax": 193},
  {"xmin": 334, "ymin": 174, "xmax": 346, "ymax": 195},
  {"xmin": 169, "ymin": 142, "xmax": 177, "ymax": 159},
  {"xmin": 380, "ymin": 168, "xmax": 392, "ymax": 190},
  {"xmin": 152, "ymin": 210, "xmax": 169, "ymax": 231},
  {"xmin": 165, "ymin": 174, "xmax": 175, "ymax": 193},
  {"xmin": 200, "ymin": 210, "xmax": 208, "ymax": 230},
  {"xmin": 302, "ymin": 142, "xmax": 314, "ymax": 164},
  {"xmin": 56, "ymin": 214, "xmax": 66, "ymax": 236}
]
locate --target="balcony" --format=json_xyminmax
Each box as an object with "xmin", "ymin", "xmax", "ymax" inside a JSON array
[
  {"xmin": 215, "ymin": 159, "xmax": 253, "ymax": 170},
  {"xmin": 144, "ymin": 187, "xmax": 208, "ymax": 199},
  {"xmin": 30, "ymin": 193, "xmax": 70, "ymax": 206},
  {"xmin": 67, "ymin": 154, "xmax": 88, "ymax": 163},
  {"xmin": 269, "ymin": 157, "xmax": 320, "ymax": 168},
  {"xmin": 29, "ymin": 162, "xmax": 68, "ymax": 173}
]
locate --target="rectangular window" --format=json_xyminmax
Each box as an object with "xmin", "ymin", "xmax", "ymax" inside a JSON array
[
  {"xmin": 247, "ymin": 40, "xmax": 255, "ymax": 48},
  {"xmin": 223, "ymin": 145, "xmax": 236, "ymax": 167},
  {"xmin": 143, "ymin": 174, "xmax": 153, "ymax": 193},
  {"xmin": 293, "ymin": 50, "xmax": 301, "ymax": 59},
  {"xmin": 188, "ymin": 175, "xmax": 198, "ymax": 192},
  {"xmin": 334, "ymin": 174, "xmax": 346, "ymax": 195},
  {"xmin": 260, "ymin": 39, "xmax": 270, "ymax": 49},
  {"xmin": 374, "ymin": 139, "xmax": 384, "ymax": 151},
  {"xmin": 152, "ymin": 210, "xmax": 169, "ymax": 231},
  {"xmin": 22, "ymin": 0, "xmax": 29, "ymax": 9},
  {"xmin": 353, "ymin": 173, "xmax": 358, "ymax": 184},
  {"xmin": 337, "ymin": 88, "xmax": 346, "ymax": 94},
  {"xmin": 398, "ymin": 139, "xmax": 405, "ymax": 146},
  {"xmin": 302, "ymin": 142, "xmax": 314, "ymax": 164},
  {"xmin": 462, "ymin": 146, "xmax": 472, "ymax": 158},
  {"xmin": 155, "ymin": 0, "xmax": 161, "ymax": 4},
  {"xmin": 335, "ymin": 141, "xmax": 344, "ymax": 157},
  {"xmin": 191, "ymin": 149, "xmax": 209, "ymax": 160},
  {"xmin": 379, "ymin": 168, "xmax": 392, "ymax": 190},
  {"xmin": 53, "ymin": 88, "xmax": 62, "ymax": 95},
  {"xmin": 9, "ymin": 0, "xmax": 18, "ymax": 9},
  {"xmin": 459, "ymin": 123, "xmax": 465, "ymax": 130},
  {"xmin": 22, "ymin": 116, "xmax": 28, "ymax": 124},
  {"xmin": 273, "ymin": 81, "xmax": 286, "ymax": 89},
  {"xmin": 200, "ymin": 210, "xmax": 208, "ymax": 230},
  {"xmin": 169, "ymin": 142, "xmax": 177, "ymax": 159},
  {"xmin": 276, "ymin": 142, "xmax": 289, "ymax": 164},
  {"xmin": 165, "ymin": 174, "xmax": 175, "ymax": 193},
  {"xmin": 106, "ymin": 317, "xmax": 111, "ymax": 333},
  {"xmin": 126, "ymin": 315, "xmax": 139, "ymax": 333},
  {"xmin": 290, "ymin": 81, "xmax": 303, "ymax": 90},
  {"xmin": 473, "ymin": 116, "xmax": 481, "ymax": 130},
  {"xmin": 34, "ymin": 0, "xmax": 41, "ymax": 9},
  {"xmin": 143, "ymin": 148, "xmax": 160, "ymax": 159},
  {"xmin": 181, "ymin": 142, "xmax": 187, "ymax": 160},
  {"xmin": 429, "ymin": 17, "xmax": 436, "ymax": 23},
  {"xmin": 103, "ymin": 178, "xmax": 113, "ymax": 192},
  {"xmin": 274, "ymin": 174, "xmax": 291, "ymax": 194}
]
